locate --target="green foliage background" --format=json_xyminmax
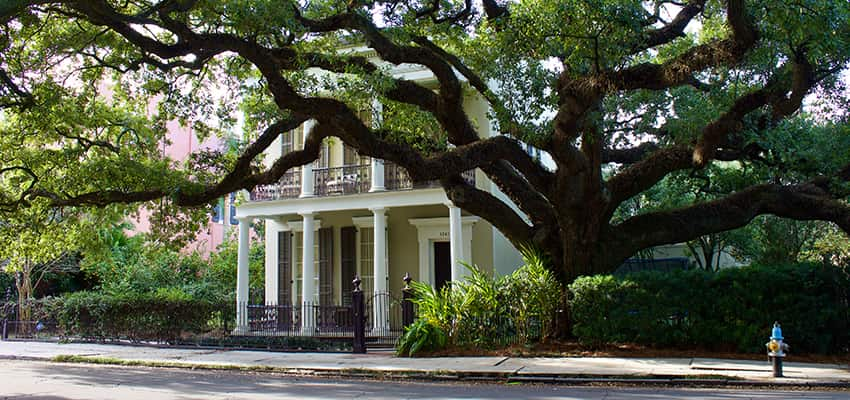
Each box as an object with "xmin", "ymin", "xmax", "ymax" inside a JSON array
[
  {"xmin": 30, "ymin": 225, "xmax": 266, "ymax": 342},
  {"xmin": 569, "ymin": 263, "xmax": 850, "ymax": 354}
]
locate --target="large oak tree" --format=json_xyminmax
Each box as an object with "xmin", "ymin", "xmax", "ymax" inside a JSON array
[{"xmin": 0, "ymin": 0, "xmax": 849, "ymax": 284}]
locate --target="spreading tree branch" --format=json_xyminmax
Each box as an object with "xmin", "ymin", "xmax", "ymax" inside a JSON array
[{"xmin": 609, "ymin": 179, "xmax": 850, "ymax": 266}]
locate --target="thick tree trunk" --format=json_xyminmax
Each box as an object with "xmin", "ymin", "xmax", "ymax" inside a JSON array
[
  {"xmin": 555, "ymin": 214, "xmax": 619, "ymax": 284},
  {"xmin": 560, "ymin": 230, "xmax": 597, "ymax": 284},
  {"xmin": 701, "ymin": 239, "xmax": 717, "ymax": 272},
  {"xmin": 14, "ymin": 264, "xmax": 33, "ymax": 336}
]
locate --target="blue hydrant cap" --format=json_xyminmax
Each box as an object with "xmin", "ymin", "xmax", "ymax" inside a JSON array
[{"xmin": 771, "ymin": 321, "xmax": 783, "ymax": 340}]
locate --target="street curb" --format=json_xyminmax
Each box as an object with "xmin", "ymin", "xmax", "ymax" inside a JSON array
[
  {"xmin": 506, "ymin": 375, "xmax": 850, "ymax": 388},
  {"xmin": 8, "ymin": 354, "xmax": 846, "ymax": 389}
]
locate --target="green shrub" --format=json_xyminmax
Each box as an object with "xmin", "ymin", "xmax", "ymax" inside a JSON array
[
  {"xmin": 502, "ymin": 247, "xmax": 563, "ymax": 341},
  {"xmin": 398, "ymin": 247, "xmax": 563, "ymax": 355},
  {"xmin": 51, "ymin": 289, "xmax": 233, "ymax": 342},
  {"xmin": 452, "ymin": 264, "xmax": 509, "ymax": 346},
  {"xmin": 568, "ymin": 262, "xmax": 850, "ymax": 353}
]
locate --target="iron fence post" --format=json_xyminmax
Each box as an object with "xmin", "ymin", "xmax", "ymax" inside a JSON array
[
  {"xmin": 402, "ymin": 273, "xmax": 414, "ymax": 328},
  {"xmin": 352, "ymin": 276, "xmax": 366, "ymax": 353},
  {"xmin": 223, "ymin": 304, "xmax": 230, "ymax": 336}
]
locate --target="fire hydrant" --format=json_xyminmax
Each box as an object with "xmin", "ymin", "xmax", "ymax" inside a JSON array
[{"xmin": 765, "ymin": 321, "xmax": 789, "ymax": 377}]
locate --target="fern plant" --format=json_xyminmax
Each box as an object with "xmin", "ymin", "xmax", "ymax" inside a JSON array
[
  {"xmin": 396, "ymin": 250, "xmax": 564, "ymax": 355},
  {"xmin": 396, "ymin": 318, "xmax": 447, "ymax": 356}
]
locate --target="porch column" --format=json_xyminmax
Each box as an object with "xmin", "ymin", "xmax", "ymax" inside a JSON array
[
  {"xmin": 448, "ymin": 204, "xmax": 464, "ymax": 282},
  {"xmin": 264, "ymin": 219, "xmax": 281, "ymax": 306},
  {"xmin": 416, "ymin": 236, "xmax": 431, "ymax": 287},
  {"xmin": 235, "ymin": 217, "xmax": 250, "ymax": 333},
  {"xmin": 369, "ymin": 99, "xmax": 385, "ymax": 192},
  {"xmin": 300, "ymin": 212, "xmax": 316, "ymax": 334},
  {"xmin": 371, "ymin": 207, "xmax": 389, "ymax": 331},
  {"xmin": 369, "ymin": 158, "xmax": 385, "ymax": 192},
  {"xmin": 300, "ymin": 120, "xmax": 315, "ymax": 198}
]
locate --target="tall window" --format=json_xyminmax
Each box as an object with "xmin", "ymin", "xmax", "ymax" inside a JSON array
[
  {"xmin": 293, "ymin": 232, "xmax": 320, "ymax": 304},
  {"xmin": 314, "ymin": 140, "xmax": 330, "ymax": 168},
  {"xmin": 343, "ymin": 144, "xmax": 370, "ymax": 166},
  {"xmin": 341, "ymin": 109, "xmax": 373, "ymax": 167},
  {"xmin": 358, "ymin": 228, "xmax": 374, "ymax": 297},
  {"xmin": 281, "ymin": 129, "xmax": 294, "ymax": 155}
]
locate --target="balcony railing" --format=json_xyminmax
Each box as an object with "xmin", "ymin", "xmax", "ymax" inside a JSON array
[
  {"xmin": 251, "ymin": 167, "xmax": 302, "ymax": 201},
  {"xmin": 314, "ymin": 164, "xmax": 371, "ymax": 197},
  {"xmin": 385, "ymin": 162, "xmax": 475, "ymax": 191},
  {"xmin": 250, "ymin": 162, "xmax": 475, "ymax": 202}
]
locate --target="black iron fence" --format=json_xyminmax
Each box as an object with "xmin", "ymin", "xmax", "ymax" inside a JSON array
[
  {"xmin": 2, "ymin": 319, "xmax": 60, "ymax": 340},
  {"xmin": 0, "ymin": 276, "xmax": 420, "ymax": 353},
  {"xmin": 242, "ymin": 303, "xmax": 354, "ymax": 337},
  {"xmin": 364, "ymin": 291, "xmax": 404, "ymax": 346},
  {"xmin": 234, "ymin": 290, "xmax": 405, "ymax": 347}
]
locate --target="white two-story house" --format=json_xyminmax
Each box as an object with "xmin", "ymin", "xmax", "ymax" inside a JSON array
[{"xmin": 231, "ymin": 51, "xmax": 525, "ymax": 336}]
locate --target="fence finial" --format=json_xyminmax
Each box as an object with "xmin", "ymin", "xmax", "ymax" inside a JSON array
[
  {"xmin": 403, "ymin": 272, "xmax": 412, "ymax": 289},
  {"xmin": 353, "ymin": 275, "xmax": 362, "ymax": 292}
]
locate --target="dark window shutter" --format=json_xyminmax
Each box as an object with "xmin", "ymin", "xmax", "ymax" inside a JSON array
[
  {"xmin": 229, "ymin": 193, "xmax": 238, "ymax": 225},
  {"xmin": 318, "ymin": 227, "xmax": 333, "ymax": 306},
  {"xmin": 211, "ymin": 198, "xmax": 224, "ymax": 223},
  {"xmin": 278, "ymin": 231, "xmax": 292, "ymax": 306},
  {"xmin": 340, "ymin": 226, "xmax": 357, "ymax": 306}
]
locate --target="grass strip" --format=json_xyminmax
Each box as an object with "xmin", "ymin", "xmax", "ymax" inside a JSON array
[{"xmin": 50, "ymin": 355, "xmax": 459, "ymax": 379}]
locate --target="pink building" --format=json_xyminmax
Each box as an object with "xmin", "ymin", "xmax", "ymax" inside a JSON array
[{"xmin": 131, "ymin": 120, "xmax": 234, "ymax": 256}]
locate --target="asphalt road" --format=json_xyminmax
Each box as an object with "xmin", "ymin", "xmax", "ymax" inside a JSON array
[{"xmin": 1, "ymin": 360, "xmax": 848, "ymax": 400}]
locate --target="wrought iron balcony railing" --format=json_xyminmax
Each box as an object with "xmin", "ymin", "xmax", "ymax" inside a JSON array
[
  {"xmin": 249, "ymin": 162, "xmax": 475, "ymax": 202},
  {"xmin": 314, "ymin": 164, "xmax": 371, "ymax": 197},
  {"xmin": 250, "ymin": 167, "xmax": 302, "ymax": 201}
]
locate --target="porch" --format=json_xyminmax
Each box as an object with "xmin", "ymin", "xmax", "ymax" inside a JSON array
[{"xmin": 233, "ymin": 201, "xmax": 482, "ymax": 338}]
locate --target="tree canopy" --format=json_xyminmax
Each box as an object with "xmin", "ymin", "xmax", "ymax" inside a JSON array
[{"xmin": 0, "ymin": 0, "xmax": 849, "ymax": 283}]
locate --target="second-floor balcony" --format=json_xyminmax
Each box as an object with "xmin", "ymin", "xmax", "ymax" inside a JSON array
[{"xmin": 250, "ymin": 162, "xmax": 475, "ymax": 202}]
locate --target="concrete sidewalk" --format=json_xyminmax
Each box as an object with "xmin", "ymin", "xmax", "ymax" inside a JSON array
[{"xmin": 1, "ymin": 341, "xmax": 848, "ymax": 387}]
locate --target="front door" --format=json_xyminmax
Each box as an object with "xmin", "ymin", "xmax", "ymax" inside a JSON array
[{"xmin": 433, "ymin": 241, "xmax": 451, "ymax": 291}]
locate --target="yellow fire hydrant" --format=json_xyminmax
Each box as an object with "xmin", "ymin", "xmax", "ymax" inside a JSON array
[{"xmin": 765, "ymin": 321, "xmax": 789, "ymax": 377}]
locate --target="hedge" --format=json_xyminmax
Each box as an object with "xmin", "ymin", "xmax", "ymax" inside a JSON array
[
  {"xmin": 568, "ymin": 263, "xmax": 850, "ymax": 354},
  {"xmin": 47, "ymin": 289, "xmax": 234, "ymax": 342}
]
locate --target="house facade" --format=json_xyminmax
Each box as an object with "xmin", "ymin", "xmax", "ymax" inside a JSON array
[{"xmin": 231, "ymin": 61, "xmax": 525, "ymax": 334}]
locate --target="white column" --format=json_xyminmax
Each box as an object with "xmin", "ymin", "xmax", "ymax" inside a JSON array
[
  {"xmin": 369, "ymin": 99, "xmax": 385, "ymax": 192},
  {"xmin": 369, "ymin": 158, "xmax": 385, "ymax": 192},
  {"xmin": 235, "ymin": 217, "xmax": 250, "ymax": 333},
  {"xmin": 371, "ymin": 207, "xmax": 389, "ymax": 331},
  {"xmin": 448, "ymin": 204, "xmax": 464, "ymax": 282},
  {"xmin": 300, "ymin": 120, "xmax": 315, "ymax": 198},
  {"xmin": 417, "ymin": 237, "xmax": 431, "ymax": 287},
  {"xmin": 264, "ymin": 219, "xmax": 282, "ymax": 306},
  {"xmin": 300, "ymin": 212, "xmax": 316, "ymax": 334}
]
